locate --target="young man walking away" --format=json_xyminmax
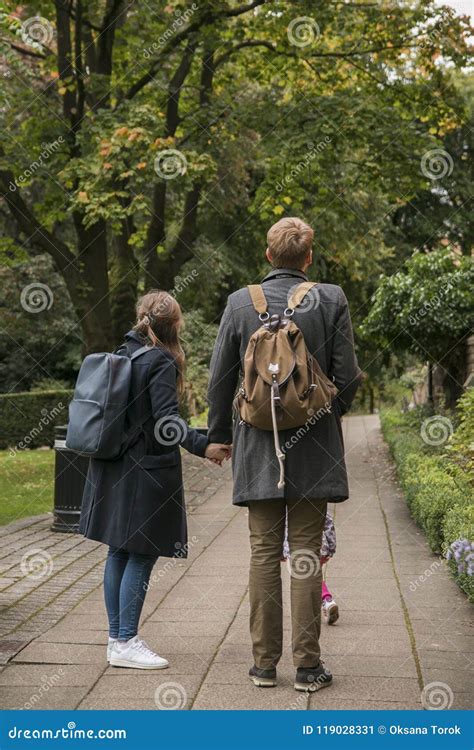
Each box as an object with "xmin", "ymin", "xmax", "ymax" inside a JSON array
[{"xmin": 207, "ymin": 217, "xmax": 361, "ymax": 692}]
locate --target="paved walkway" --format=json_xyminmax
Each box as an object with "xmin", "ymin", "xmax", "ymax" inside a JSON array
[{"xmin": 0, "ymin": 416, "xmax": 472, "ymax": 710}]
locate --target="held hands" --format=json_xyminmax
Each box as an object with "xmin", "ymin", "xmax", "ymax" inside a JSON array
[{"xmin": 205, "ymin": 443, "xmax": 232, "ymax": 466}]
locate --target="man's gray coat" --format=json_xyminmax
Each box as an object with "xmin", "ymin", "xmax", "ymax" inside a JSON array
[{"xmin": 207, "ymin": 268, "xmax": 361, "ymax": 506}]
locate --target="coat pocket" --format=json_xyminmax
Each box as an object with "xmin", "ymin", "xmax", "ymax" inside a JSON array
[
  {"xmin": 140, "ymin": 452, "xmax": 180, "ymax": 470},
  {"xmin": 137, "ymin": 451, "xmax": 182, "ymax": 504}
]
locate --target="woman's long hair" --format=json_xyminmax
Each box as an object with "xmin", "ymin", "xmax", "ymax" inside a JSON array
[{"xmin": 133, "ymin": 290, "xmax": 185, "ymax": 393}]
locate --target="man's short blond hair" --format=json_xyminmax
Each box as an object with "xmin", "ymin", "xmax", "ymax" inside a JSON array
[{"xmin": 267, "ymin": 217, "xmax": 313, "ymax": 269}]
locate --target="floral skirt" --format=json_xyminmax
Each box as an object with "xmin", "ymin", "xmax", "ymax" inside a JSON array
[{"xmin": 283, "ymin": 512, "xmax": 336, "ymax": 559}]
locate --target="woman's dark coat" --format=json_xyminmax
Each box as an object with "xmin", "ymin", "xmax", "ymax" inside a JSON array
[{"xmin": 79, "ymin": 331, "xmax": 208, "ymax": 557}]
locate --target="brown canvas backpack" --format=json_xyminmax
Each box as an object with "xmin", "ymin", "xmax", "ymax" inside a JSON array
[{"xmin": 234, "ymin": 281, "xmax": 338, "ymax": 488}]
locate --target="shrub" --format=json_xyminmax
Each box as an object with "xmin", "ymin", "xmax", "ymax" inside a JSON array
[
  {"xmin": 381, "ymin": 407, "xmax": 472, "ymax": 570},
  {"xmin": 0, "ymin": 390, "xmax": 72, "ymax": 450},
  {"xmin": 447, "ymin": 389, "xmax": 474, "ymax": 483},
  {"xmin": 443, "ymin": 504, "xmax": 474, "ymax": 602}
]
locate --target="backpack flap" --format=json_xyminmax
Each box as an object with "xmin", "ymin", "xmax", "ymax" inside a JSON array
[{"xmin": 253, "ymin": 330, "xmax": 296, "ymax": 386}]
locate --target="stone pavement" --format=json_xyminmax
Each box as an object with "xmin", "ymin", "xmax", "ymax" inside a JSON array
[{"xmin": 0, "ymin": 416, "xmax": 472, "ymax": 710}]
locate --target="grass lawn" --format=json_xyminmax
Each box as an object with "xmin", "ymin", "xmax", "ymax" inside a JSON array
[{"xmin": 0, "ymin": 448, "xmax": 55, "ymax": 526}]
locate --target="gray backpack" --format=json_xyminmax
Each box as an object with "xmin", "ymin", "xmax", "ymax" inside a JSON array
[{"xmin": 66, "ymin": 344, "xmax": 151, "ymax": 459}]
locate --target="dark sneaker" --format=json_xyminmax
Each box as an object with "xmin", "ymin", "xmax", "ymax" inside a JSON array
[
  {"xmin": 294, "ymin": 662, "xmax": 333, "ymax": 692},
  {"xmin": 249, "ymin": 665, "xmax": 277, "ymax": 687}
]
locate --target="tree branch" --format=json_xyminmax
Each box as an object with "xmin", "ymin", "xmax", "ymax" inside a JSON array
[
  {"xmin": 1, "ymin": 39, "xmax": 47, "ymax": 59},
  {"xmin": 0, "ymin": 153, "xmax": 75, "ymax": 270},
  {"xmin": 97, "ymin": 0, "xmax": 129, "ymax": 76},
  {"xmin": 225, "ymin": 0, "xmax": 267, "ymax": 17},
  {"xmin": 166, "ymin": 41, "xmax": 198, "ymax": 136},
  {"xmin": 119, "ymin": 0, "xmax": 267, "ymax": 105},
  {"xmin": 214, "ymin": 39, "xmax": 275, "ymax": 67}
]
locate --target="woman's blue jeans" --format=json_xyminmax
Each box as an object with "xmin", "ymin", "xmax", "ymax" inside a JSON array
[{"xmin": 104, "ymin": 547, "xmax": 158, "ymax": 640}]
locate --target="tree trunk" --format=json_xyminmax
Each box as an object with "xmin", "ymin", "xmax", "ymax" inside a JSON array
[
  {"xmin": 73, "ymin": 214, "xmax": 113, "ymax": 353},
  {"xmin": 110, "ymin": 216, "xmax": 140, "ymax": 344}
]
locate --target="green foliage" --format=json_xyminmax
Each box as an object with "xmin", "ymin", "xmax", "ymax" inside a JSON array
[
  {"xmin": 381, "ymin": 407, "xmax": 473, "ymax": 597},
  {"xmin": 443, "ymin": 504, "xmax": 474, "ymax": 601},
  {"xmin": 0, "ymin": 255, "xmax": 82, "ymax": 392},
  {"xmin": 0, "ymin": 0, "xmax": 472, "ymax": 356},
  {"xmin": 446, "ymin": 389, "xmax": 474, "ymax": 482},
  {"xmin": 400, "ymin": 453, "xmax": 469, "ymax": 552},
  {"xmin": 0, "ymin": 390, "xmax": 72, "ymax": 450},
  {"xmin": 181, "ymin": 310, "xmax": 218, "ymax": 420},
  {"xmin": 362, "ymin": 248, "xmax": 473, "ymax": 364}
]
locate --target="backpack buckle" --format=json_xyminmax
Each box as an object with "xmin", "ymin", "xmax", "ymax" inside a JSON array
[
  {"xmin": 259, "ymin": 311, "xmax": 270, "ymax": 322},
  {"xmin": 284, "ymin": 307, "xmax": 294, "ymax": 318}
]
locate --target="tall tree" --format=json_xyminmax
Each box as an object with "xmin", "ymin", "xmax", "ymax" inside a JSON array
[{"xmin": 0, "ymin": 0, "xmax": 471, "ymax": 353}]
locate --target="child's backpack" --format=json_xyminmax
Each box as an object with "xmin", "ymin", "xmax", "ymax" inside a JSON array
[
  {"xmin": 66, "ymin": 344, "xmax": 152, "ymax": 459},
  {"xmin": 234, "ymin": 282, "xmax": 338, "ymax": 488}
]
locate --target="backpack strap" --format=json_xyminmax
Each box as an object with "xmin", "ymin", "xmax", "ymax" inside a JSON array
[
  {"xmin": 130, "ymin": 345, "xmax": 153, "ymax": 360},
  {"xmin": 287, "ymin": 281, "xmax": 318, "ymax": 311},
  {"xmin": 247, "ymin": 285, "xmax": 268, "ymax": 316}
]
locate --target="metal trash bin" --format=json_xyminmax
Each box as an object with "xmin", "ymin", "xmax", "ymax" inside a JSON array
[{"xmin": 51, "ymin": 425, "xmax": 88, "ymax": 533}]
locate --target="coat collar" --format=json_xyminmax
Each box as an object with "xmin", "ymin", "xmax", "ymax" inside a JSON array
[
  {"xmin": 125, "ymin": 329, "xmax": 146, "ymax": 345},
  {"xmin": 262, "ymin": 267, "xmax": 308, "ymax": 283}
]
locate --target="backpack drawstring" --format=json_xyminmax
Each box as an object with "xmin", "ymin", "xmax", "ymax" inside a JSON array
[{"xmin": 270, "ymin": 377, "xmax": 285, "ymax": 489}]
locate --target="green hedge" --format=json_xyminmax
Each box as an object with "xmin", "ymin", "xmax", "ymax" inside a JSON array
[
  {"xmin": 380, "ymin": 407, "xmax": 473, "ymax": 600},
  {"xmin": 0, "ymin": 390, "xmax": 73, "ymax": 450},
  {"xmin": 443, "ymin": 504, "xmax": 474, "ymax": 601}
]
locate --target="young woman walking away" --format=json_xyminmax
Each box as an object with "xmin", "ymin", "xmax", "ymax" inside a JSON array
[{"xmin": 79, "ymin": 291, "xmax": 230, "ymax": 670}]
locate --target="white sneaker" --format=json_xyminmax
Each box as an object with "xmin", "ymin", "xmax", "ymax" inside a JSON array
[
  {"xmin": 107, "ymin": 637, "xmax": 118, "ymax": 662},
  {"xmin": 109, "ymin": 635, "xmax": 169, "ymax": 670},
  {"xmin": 322, "ymin": 597, "xmax": 339, "ymax": 625}
]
